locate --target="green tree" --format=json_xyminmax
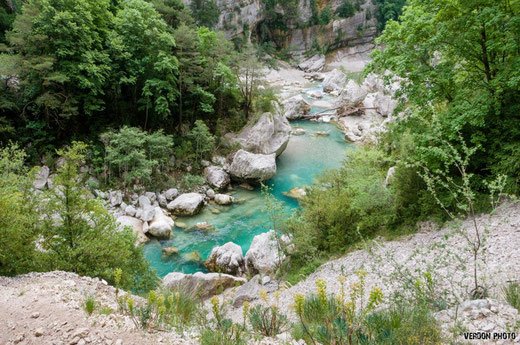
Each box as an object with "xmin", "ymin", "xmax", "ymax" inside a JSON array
[
  {"xmin": 369, "ymin": 0, "xmax": 520, "ymax": 194},
  {"xmin": 101, "ymin": 126, "xmax": 174, "ymax": 188},
  {"xmin": 374, "ymin": 0, "xmax": 406, "ymax": 31},
  {"xmin": 39, "ymin": 142, "xmax": 158, "ymax": 291},
  {"xmin": 186, "ymin": 120, "xmax": 215, "ymax": 166},
  {"xmin": 190, "ymin": 0, "xmax": 220, "ymax": 29},
  {"xmin": 0, "ymin": 144, "xmax": 39, "ymax": 276},
  {"xmin": 336, "ymin": 1, "xmax": 355, "ymax": 18},
  {"xmin": 1, "ymin": 0, "xmax": 113, "ymax": 130},
  {"xmin": 109, "ymin": 0, "xmax": 179, "ymax": 129},
  {"xmin": 234, "ymin": 43, "xmax": 264, "ymax": 119}
]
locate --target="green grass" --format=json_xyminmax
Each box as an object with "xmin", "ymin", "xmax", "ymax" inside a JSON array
[
  {"xmin": 503, "ymin": 282, "xmax": 520, "ymax": 311},
  {"xmin": 84, "ymin": 295, "xmax": 96, "ymax": 315}
]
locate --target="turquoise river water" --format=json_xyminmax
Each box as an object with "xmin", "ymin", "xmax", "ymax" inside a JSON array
[{"xmin": 144, "ymin": 85, "xmax": 352, "ymax": 277}]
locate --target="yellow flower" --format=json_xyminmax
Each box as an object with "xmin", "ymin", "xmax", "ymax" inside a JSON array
[
  {"xmin": 293, "ymin": 293, "xmax": 305, "ymax": 315},
  {"xmin": 315, "ymin": 279, "xmax": 327, "ymax": 305},
  {"xmin": 259, "ymin": 289, "xmax": 268, "ymax": 303}
]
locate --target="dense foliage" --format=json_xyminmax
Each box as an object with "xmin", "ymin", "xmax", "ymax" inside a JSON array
[
  {"xmin": 0, "ymin": 0, "xmax": 256, "ymax": 163},
  {"xmin": 0, "ymin": 143, "xmax": 158, "ymax": 291}
]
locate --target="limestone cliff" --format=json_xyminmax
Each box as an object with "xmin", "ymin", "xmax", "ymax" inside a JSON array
[{"xmin": 184, "ymin": 0, "xmax": 377, "ymax": 55}]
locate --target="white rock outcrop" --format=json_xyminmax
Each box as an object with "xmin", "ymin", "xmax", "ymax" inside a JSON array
[
  {"xmin": 148, "ymin": 207, "xmax": 174, "ymax": 239},
  {"xmin": 298, "ymin": 54, "xmax": 325, "ymax": 72},
  {"xmin": 229, "ymin": 150, "xmax": 276, "ymax": 183},
  {"xmin": 282, "ymin": 95, "xmax": 310, "ymax": 120},
  {"xmin": 167, "ymin": 193, "xmax": 205, "ymax": 216},
  {"xmin": 335, "ymin": 80, "xmax": 368, "ymax": 108},
  {"xmin": 204, "ymin": 242, "xmax": 245, "ymax": 276},
  {"xmin": 116, "ymin": 216, "xmax": 148, "ymax": 244},
  {"xmin": 226, "ymin": 112, "xmax": 291, "ymax": 157},
  {"xmin": 204, "ymin": 166, "xmax": 230, "ymax": 190},
  {"xmin": 33, "ymin": 166, "xmax": 50, "ymax": 190},
  {"xmin": 245, "ymin": 230, "xmax": 284, "ymax": 275}
]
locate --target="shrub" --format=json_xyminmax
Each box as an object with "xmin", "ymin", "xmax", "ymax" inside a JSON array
[
  {"xmin": 84, "ymin": 295, "xmax": 96, "ymax": 316},
  {"xmin": 199, "ymin": 296, "xmax": 249, "ymax": 345},
  {"xmin": 285, "ymin": 147, "xmax": 395, "ymax": 261},
  {"xmin": 337, "ymin": 1, "xmax": 355, "ymax": 18},
  {"xmin": 182, "ymin": 174, "xmax": 205, "ymax": 190},
  {"xmin": 101, "ymin": 126, "xmax": 173, "ymax": 188},
  {"xmin": 118, "ymin": 288, "xmax": 202, "ymax": 331},
  {"xmin": 248, "ymin": 292, "xmax": 289, "ymax": 337},
  {"xmin": 504, "ymin": 282, "xmax": 520, "ymax": 312}
]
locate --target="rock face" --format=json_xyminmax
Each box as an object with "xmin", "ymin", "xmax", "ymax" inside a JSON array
[
  {"xmin": 322, "ymin": 69, "xmax": 347, "ymax": 93},
  {"xmin": 204, "ymin": 242, "xmax": 245, "ymax": 276},
  {"xmin": 204, "ymin": 166, "xmax": 230, "ymax": 190},
  {"xmin": 33, "ymin": 166, "xmax": 50, "ymax": 189},
  {"xmin": 163, "ymin": 272, "xmax": 246, "ymax": 299},
  {"xmin": 148, "ymin": 207, "xmax": 174, "ymax": 239},
  {"xmin": 282, "ymin": 95, "xmax": 311, "ymax": 120},
  {"xmin": 226, "ymin": 112, "xmax": 291, "ymax": 157},
  {"xmin": 232, "ymin": 274, "xmax": 279, "ymax": 307},
  {"xmin": 115, "ymin": 216, "xmax": 148, "ymax": 244},
  {"xmin": 245, "ymin": 230, "xmax": 284, "ymax": 275},
  {"xmin": 167, "ymin": 193, "xmax": 205, "ymax": 216},
  {"xmin": 229, "ymin": 150, "xmax": 277, "ymax": 183},
  {"xmin": 298, "ymin": 54, "xmax": 325, "ymax": 72}
]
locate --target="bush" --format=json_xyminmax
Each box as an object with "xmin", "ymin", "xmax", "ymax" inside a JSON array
[
  {"xmin": 84, "ymin": 295, "xmax": 96, "ymax": 316},
  {"xmin": 199, "ymin": 296, "xmax": 249, "ymax": 345},
  {"xmin": 248, "ymin": 295, "xmax": 289, "ymax": 337},
  {"xmin": 118, "ymin": 287, "xmax": 202, "ymax": 331},
  {"xmin": 101, "ymin": 126, "xmax": 173, "ymax": 188},
  {"xmin": 504, "ymin": 282, "xmax": 520, "ymax": 312},
  {"xmin": 337, "ymin": 1, "xmax": 355, "ymax": 18}
]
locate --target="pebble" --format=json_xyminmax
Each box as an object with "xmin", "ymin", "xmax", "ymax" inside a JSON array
[
  {"xmin": 34, "ymin": 328, "xmax": 44, "ymax": 337},
  {"xmin": 31, "ymin": 312, "xmax": 40, "ymax": 319}
]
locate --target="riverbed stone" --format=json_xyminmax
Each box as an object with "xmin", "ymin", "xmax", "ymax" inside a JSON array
[
  {"xmin": 335, "ymin": 80, "xmax": 368, "ymax": 108},
  {"xmin": 164, "ymin": 188, "xmax": 179, "ymax": 201},
  {"xmin": 148, "ymin": 207, "xmax": 174, "ymax": 239},
  {"xmin": 282, "ymin": 94, "xmax": 310, "ymax": 120},
  {"xmin": 322, "ymin": 69, "xmax": 347, "ymax": 93},
  {"xmin": 138, "ymin": 195, "xmax": 151, "ymax": 208},
  {"xmin": 167, "ymin": 193, "xmax": 205, "ymax": 216},
  {"xmin": 204, "ymin": 242, "xmax": 245, "ymax": 276},
  {"xmin": 115, "ymin": 216, "xmax": 149, "ymax": 244},
  {"xmin": 140, "ymin": 205, "xmax": 156, "ymax": 222},
  {"xmin": 204, "ymin": 166, "xmax": 230, "ymax": 190},
  {"xmin": 214, "ymin": 194, "xmax": 234, "ymax": 205},
  {"xmin": 109, "ymin": 191, "xmax": 123, "ymax": 207},
  {"xmin": 298, "ymin": 54, "xmax": 325, "ymax": 72}
]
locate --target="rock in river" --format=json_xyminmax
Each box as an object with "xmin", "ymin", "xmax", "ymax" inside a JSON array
[
  {"xmin": 245, "ymin": 230, "xmax": 285, "ymax": 275},
  {"xmin": 148, "ymin": 207, "xmax": 174, "ymax": 239},
  {"xmin": 167, "ymin": 193, "xmax": 205, "ymax": 216},
  {"xmin": 204, "ymin": 242, "xmax": 245, "ymax": 276},
  {"xmin": 229, "ymin": 150, "xmax": 276, "ymax": 183},
  {"xmin": 204, "ymin": 166, "xmax": 230, "ymax": 190},
  {"xmin": 225, "ymin": 112, "xmax": 291, "ymax": 156}
]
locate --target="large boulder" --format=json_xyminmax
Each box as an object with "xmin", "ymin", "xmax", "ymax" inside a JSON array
[
  {"xmin": 226, "ymin": 112, "xmax": 290, "ymax": 157},
  {"xmin": 298, "ymin": 54, "xmax": 325, "ymax": 72},
  {"xmin": 33, "ymin": 166, "xmax": 50, "ymax": 189},
  {"xmin": 204, "ymin": 166, "xmax": 230, "ymax": 190},
  {"xmin": 229, "ymin": 150, "xmax": 276, "ymax": 183},
  {"xmin": 204, "ymin": 242, "xmax": 245, "ymax": 276},
  {"xmin": 167, "ymin": 193, "xmax": 205, "ymax": 216},
  {"xmin": 335, "ymin": 80, "xmax": 368, "ymax": 108},
  {"xmin": 373, "ymin": 92, "xmax": 398, "ymax": 117},
  {"xmin": 148, "ymin": 207, "xmax": 174, "ymax": 239},
  {"xmin": 116, "ymin": 216, "xmax": 149, "ymax": 244},
  {"xmin": 282, "ymin": 95, "xmax": 310, "ymax": 120},
  {"xmin": 322, "ymin": 69, "xmax": 347, "ymax": 93},
  {"xmin": 163, "ymin": 272, "xmax": 246, "ymax": 299},
  {"xmin": 245, "ymin": 230, "xmax": 285, "ymax": 275},
  {"xmin": 140, "ymin": 205, "xmax": 156, "ymax": 222}
]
